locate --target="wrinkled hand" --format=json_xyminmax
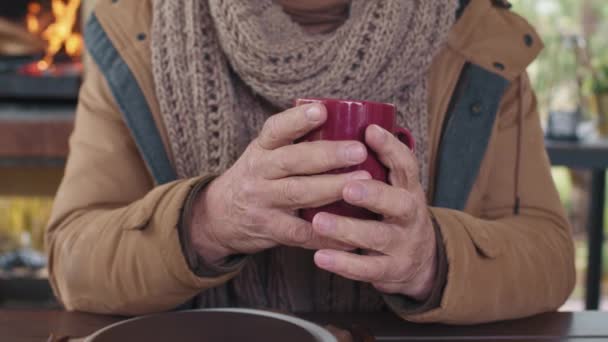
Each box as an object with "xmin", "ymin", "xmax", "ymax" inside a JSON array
[
  {"xmin": 190, "ymin": 103, "xmax": 371, "ymax": 264},
  {"xmin": 312, "ymin": 125, "xmax": 437, "ymax": 301}
]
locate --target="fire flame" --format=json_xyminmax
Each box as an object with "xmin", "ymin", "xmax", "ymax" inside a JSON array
[
  {"xmin": 26, "ymin": 0, "xmax": 83, "ymax": 71},
  {"xmin": 26, "ymin": 3, "xmax": 42, "ymax": 34}
]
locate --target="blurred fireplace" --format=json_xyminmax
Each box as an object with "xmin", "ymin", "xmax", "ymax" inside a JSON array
[
  {"xmin": 0, "ymin": 0, "xmax": 92, "ymax": 309},
  {"xmin": 0, "ymin": 0, "xmax": 84, "ymax": 101}
]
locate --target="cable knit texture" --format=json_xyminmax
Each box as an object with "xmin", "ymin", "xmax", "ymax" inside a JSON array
[{"xmin": 151, "ymin": 0, "xmax": 457, "ymax": 312}]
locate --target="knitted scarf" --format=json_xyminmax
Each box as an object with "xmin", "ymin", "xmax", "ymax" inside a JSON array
[{"xmin": 151, "ymin": 0, "xmax": 457, "ymax": 312}]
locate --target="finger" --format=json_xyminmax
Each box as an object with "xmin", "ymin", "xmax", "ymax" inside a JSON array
[
  {"xmin": 314, "ymin": 249, "xmax": 392, "ymax": 283},
  {"xmin": 267, "ymin": 212, "xmax": 355, "ymax": 251},
  {"xmin": 269, "ymin": 171, "xmax": 372, "ymax": 209},
  {"xmin": 365, "ymin": 124, "xmax": 419, "ymax": 187},
  {"xmin": 261, "ymin": 140, "xmax": 367, "ymax": 179},
  {"xmin": 343, "ymin": 179, "xmax": 415, "ymax": 218},
  {"xmin": 312, "ymin": 212, "xmax": 397, "ymax": 252},
  {"xmin": 257, "ymin": 103, "xmax": 327, "ymax": 150}
]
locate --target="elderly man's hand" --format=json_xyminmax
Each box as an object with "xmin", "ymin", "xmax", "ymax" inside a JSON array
[
  {"xmin": 190, "ymin": 103, "xmax": 369, "ymax": 265},
  {"xmin": 311, "ymin": 125, "xmax": 437, "ymax": 301}
]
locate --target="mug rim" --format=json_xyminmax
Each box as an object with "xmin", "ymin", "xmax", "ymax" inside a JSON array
[{"xmin": 294, "ymin": 97, "xmax": 395, "ymax": 110}]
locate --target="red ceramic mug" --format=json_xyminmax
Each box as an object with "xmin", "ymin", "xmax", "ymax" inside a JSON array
[{"xmin": 296, "ymin": 98, "xmax": 415, "ymax": 222}]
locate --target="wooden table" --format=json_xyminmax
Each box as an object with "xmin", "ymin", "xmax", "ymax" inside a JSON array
[
  {"xmin": 2, "ymin": 310, "xmax": 608, "ymax": 341},
  {"xmin": 546, "ymin": 140, "xmax": 608, "ymax": 310}
]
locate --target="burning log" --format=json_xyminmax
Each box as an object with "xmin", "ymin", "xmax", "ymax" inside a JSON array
[
  {"xmin": 0, "ymin": 0, "xmax": 84, "ymax": 99},
  {"xmin": 22, "ymin": 0, "xmax": 83, "ymax": 74}
]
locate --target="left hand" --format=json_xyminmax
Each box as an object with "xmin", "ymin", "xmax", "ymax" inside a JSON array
[{"xmin": 312, "ymin": 124, "xmax": 437, "ymax": 301}]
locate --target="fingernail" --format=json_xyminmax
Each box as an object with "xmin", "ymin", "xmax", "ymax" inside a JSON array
[
  {"xmin": 305, "ymin": 104, "xmax": 323, "ymax": 122},
  {"xmin": 349, "ymin": 171, "xmax": 372, "ymax": 181},
  {"xmin": 315, "ymin": 251, "xmax": 334, "ymax": 268},
  {"xmin": 372, "ymin": 125, "xmax": 387, "ymax": 143},
  {"xmin": 345, "ymin": 144, "xmax": 367, "ymax": 163},
  {"xmin": 346, "ymin": 183, "xmax": 366, "ymax": 201},
  {"xmin": 313, "ymin": 213, "xmax": 335, "ymax": 234}
]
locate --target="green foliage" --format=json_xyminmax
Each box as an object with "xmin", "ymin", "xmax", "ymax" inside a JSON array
[
  {"xmin": 592, "ymin": 62, "xmax": 608, "ymax": 94},
  {"xmin": 0, "ymin": 197, "xmax": 52, "ymax": 253},
  {"xmin": 511, "ymin": 0, "xmax": 608, "ymax": 114},
  {"xmin": 551, "ymin": 167, "xmax": 572, "ymax": 210}
]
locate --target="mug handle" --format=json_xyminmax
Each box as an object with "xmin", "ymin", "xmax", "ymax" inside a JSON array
[{"xmin": 394, "ymin": 126, "xmax": 415, "ymax": 152}]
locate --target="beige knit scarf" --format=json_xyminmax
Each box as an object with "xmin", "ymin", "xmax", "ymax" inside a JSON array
[{"xmin": 152, "ymin": 0, "xmax": 457, "ymax": 312}]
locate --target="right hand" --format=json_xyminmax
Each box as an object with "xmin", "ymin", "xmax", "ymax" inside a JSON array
[{"xmin": 189, "ymin": 103, "xmax": 371, "ymax": 264}]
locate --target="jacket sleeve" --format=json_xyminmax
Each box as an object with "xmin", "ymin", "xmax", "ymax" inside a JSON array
[
  {"xmin": 386, "ymin": 73, "xmax": 576, "ymax": 324},
  {"xmin": 45, "ymin": 63, "xmax": 242, "ymax": 315}
]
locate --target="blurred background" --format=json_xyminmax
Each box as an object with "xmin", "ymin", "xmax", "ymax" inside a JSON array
[{"xmin": 0, "ymin": 0, "xmax": 607, "ymax": 310}]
